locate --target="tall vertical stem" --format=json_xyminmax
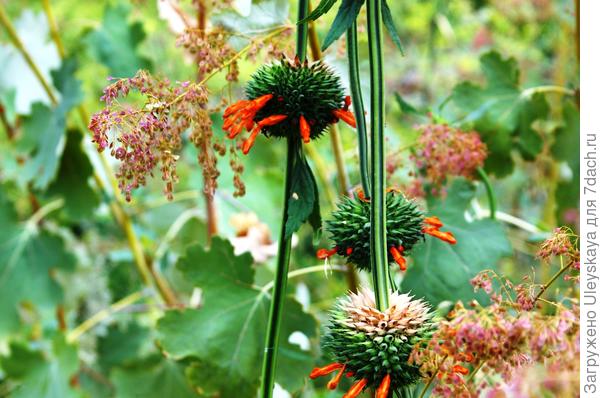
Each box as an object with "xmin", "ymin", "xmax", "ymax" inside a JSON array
[
  {"xmin": 347, "ymin": 22, "xmax": 370, "ymax": 198},
  {"xmin": 259, "ymin": 139, "xmax": 297, "ymax": 398},
  {"xmin": 367, "ymin": 0, "xmax": 390, "ymax": 310},
  {"xmin": 259, "ymin": 2, "xmax": 309, "ymax": 396}
]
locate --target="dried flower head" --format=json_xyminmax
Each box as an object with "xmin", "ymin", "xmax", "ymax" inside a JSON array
[
  {"xmin": 317, "ymin": 189, "xmax": 456, "ymax": 271},
  {"xmin": 310, "ymin": 289, "xmax": 434, "ymax": 397},
  {"xmin": 222, "ymin": 57, "xmax": 355, "ymax": 154},
  {"xmin": 177, "ymin": 27, "xmax": 239, "ymax": 81},
  {"xmin": 413, "ymin": 124, "xmax": 487, "ymax": 187},
  {"xmin": 89, "ymin": 71, "xmax": 238, "ymax": 201}
]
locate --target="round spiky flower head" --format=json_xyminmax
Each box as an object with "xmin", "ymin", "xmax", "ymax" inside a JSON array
[
  {"xmin": 222, "ymin": 57, "xmax": 356, "ymax": 154},
  {"xmin": 317, "ymin": 189, "xmax": 457, "ymax": 271},
  {"xmin": 310, "ymin": 289, "xmax": 434, "ymax": 398}
]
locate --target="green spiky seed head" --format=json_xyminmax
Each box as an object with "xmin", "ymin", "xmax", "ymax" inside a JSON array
[
  {"xmin": 245, "ymin": 58, "xmax": 345, "ymax": 140},
  {"xmin": 322, "ymin": 289, "xmax": 434, "ymax": 391},
  {"xmin": 325, "ymin": 191, "xmax": 425, "ymax": 271}
]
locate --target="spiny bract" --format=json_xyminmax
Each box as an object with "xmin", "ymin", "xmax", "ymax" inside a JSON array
[
  {"xmin": 325, "ymin": 191, "xmax": 425, "ymax": 271},
  {"xmin": 245, "ymin": 58, "xmax": 346, "ymax": 140},
  {"xmin": 313, "ymin": 289, "xmax": 434, "ymax": 396}
]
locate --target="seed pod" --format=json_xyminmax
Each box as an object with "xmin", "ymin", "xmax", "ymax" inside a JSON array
[
  {"xmin": 223, "ymin": 58, "xmax": 356, "ymax": 154},
  {"xmin": 318, "ymin": 190, "xmax": 457, "ymax": 271},
  {"xmin": 310, "ymin": 289, "xmax": 434, "ymax": 396}
]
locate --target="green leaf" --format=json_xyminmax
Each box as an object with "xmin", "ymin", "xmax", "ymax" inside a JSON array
[
  {"xmin": 516, "ymin": 93, "xmax": 549, "ymax": 161},
  {"xmin": 0, "ymin": 186, "xmax": 76, "ymax": 337},
  {"xmin": 97, "ymin": 322, "xmax": 152, "ymax": 372},
  {"xmin": 450, "ymin": 51, "xmax": 550, "ymax": 176},
  {"xmin": 156, "ymin": 238, "xmax": 317, "ymax": 396},
  {"xmin": 321, "ymin": 0, "xmax": 364, "ymax": 51},
  {"xmin": 45, "ymin": 131, "xmax": 100, "ymax": 220},
  {"xmin": 401, "ymin": 179, "xmax": 512, "ymax": 305},
  {"xmin": 298, "ymin": 0, "xmax": 338, "ymax": 23},
  {"xmin": 382, "ymin": 0, "xmax": 405, "ymax": 54},
  {"xmin": 285, "ymin": 153, "xmax": 321, "ymax": 239},
  {"xmin": 19, "ymin": 58, "xmax": 84, "ymax": 190},
  {"xmin": 86, "ymin": 3, "xmax": 151, "ymax": 77},
  {"xmin": 111, "ymin": 355, "xmax": 198, "ymax": 398},
  {"xmin": 394, "ymin": 92, "xmax": 420, "ymax": 116},
  {"xmin": 0, "ymin": 336, "xmax": 81, "ymax": 398}
]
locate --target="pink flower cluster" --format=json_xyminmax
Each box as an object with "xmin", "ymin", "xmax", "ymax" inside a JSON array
[
  {"xmin": 412, "ymin": 124, "xmax": 488, "ymax": 187},
  {"xmin": 411, "ymin": 226, "xmax": 580, "ymax": 398},
  {"xmin": 538, "ymin": 226, "xmax": 580, "ymax": 266},
  {"xmin": 411, "ymin": 301, "xmax": 579, "ymax": 397},
  {"xmin": 177, "ymin": 27, "xmax": 239, "ymax": 81},
  {"xmin": 89, "ymin": 71, "xmax": 221, "ymax": 201}
]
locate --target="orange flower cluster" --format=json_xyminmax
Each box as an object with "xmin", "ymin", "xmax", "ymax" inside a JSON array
[{"xmin": 310, "ymin": 363, "xmax": 391, "ymax": 398}]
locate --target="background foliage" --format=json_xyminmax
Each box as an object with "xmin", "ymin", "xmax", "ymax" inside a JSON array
[{"xmin": 0, "ymin": 0, "xmax": 578, "ymax": 397}]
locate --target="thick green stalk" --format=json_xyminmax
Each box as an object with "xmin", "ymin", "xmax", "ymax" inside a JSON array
[
  {"xmin": 259, "ymin": 2, "xmax": 309, "ymax": 396},
  {"xmin": 476, "ymin": 167, "xmax": 496, "ymax": 220},
  {"xmin": 367, "ymin": 0, "xmax": 390, "ymax": 310},
  {"xmin": 259, "ymin": 138, "xmax": 297, "ymax": 398},
  {"xmin": 347, "ymin": 22, "xmax": 370, "ymax": 198}
]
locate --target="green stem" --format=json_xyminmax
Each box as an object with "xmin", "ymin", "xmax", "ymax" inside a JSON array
[
  {"xmin": 534, "ymin": 258, "xmax": 571, "ymax": 303},
  {"xmin": 259, "ymin": 140, "xmax": 296, "ymax": 398},
  {"xmin": 259, "ymin": 2, "xmax": 309, "ymax": 396},
  {"xmin": 0, "ymin": 5, "xmax": 57, "ymax": 104},
  {"xmin": 367, "ymin": 0, "xmax": 390, "ymax": 310},
  {"xmin": 520, "ymin": 85, "xmax": 575, "ymax": 98},
  {"xmin": 347, "ymin": 22, "xmax": 370, "ymax": 198},
  {"xmin": 476, "ymin": 167, "xmax": 496, "ymax": 220}
]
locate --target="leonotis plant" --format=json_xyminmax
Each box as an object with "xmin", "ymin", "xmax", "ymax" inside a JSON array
[
  {"xmin": 223, "ymin": 57, "xmax": 356, "ymax": 154},
  {"xmin": 310, "ymin": 289, "xmax": 434, "ymax": 397},
  {"xmin": 317, "ymin": 189, "xmax": 457, "ymax": 271}
]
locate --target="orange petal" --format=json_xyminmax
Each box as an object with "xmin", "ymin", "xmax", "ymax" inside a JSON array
[
  {"xmin": 453, "ymin": 365, "xmax": 469, "ymax": 375},
  {"xmin": 224, "ymin": 100, "xmax": 250, "ymax": 118},
  {"xmin": 390, "ymin": 247, "xmax": 407, "ymax": 271},
  {"xmin": 343, "ymin": 379, "xmax": 368, "ymax": 398},
  {"xmin": 375, "ymin": 374, "xmax": 391, "ymax": 398},
  {"xmin": 251, "ymin": 94, "xmax": 274, "ymax": 111},
  {"xmin": 242, "ymin": 125, "xmax": 261, "ymax": 155},
  {"xmin": 356, "ymin": 188, "xmax": 370, "ymax": 202},
  {"xmin": 244, "ymin": 117, "xmax": 255, "ymax": 131},
  {"xmin": 332, "ymin": 109, "xmax": 357, "ymax": 128},
  {"xmin": 327, "ymin": 364, "xmax": 346, "ymax": 390},
  {"xmin": 317, "ymin": 247, "xmax": 338, "ymax": 259},
  {"xmin": 424, "ymin": 228, "xmax": 457, "ymax": 244},
  {"xmin": 299, "ymin": 115, "xmax": 311, "ymax": 143},
  {"xmin": 344, "ymin": 95, "xmax": 352, "ymax": 110},
  {"xmin": 424, "ymin": 216, "xmax": 444, "ymax": 228},
  {"xmin": 227, "ymin": 122, "xmax": 245, "ymax": 139},
  {"xmin": 258, "ymin": 114, "xmax": 288, "ymax": 127},
  {"xmin": 310, "ymin": 363, "xmax": 344, "ymax": 379}
]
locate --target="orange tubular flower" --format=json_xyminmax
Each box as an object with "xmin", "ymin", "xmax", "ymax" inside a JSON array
[
  {"xmin": 424, "ymin": 216, "xmax": 444, "ymax": 228},
  {"xmin": 299, "ymin": 115, "xmax": 311, "ymax": 143},
  {"xmin": 332, "ymin": 109, "xmax": 357, "ymax": 128},
  {"xmin": 375, "ymin": 374, "xmax": 391, "ymax": 398},
  {"xmin": 309, "ymin": 363, "xmax": 344, "ymax": 379},
  {"xmin": 343, "ymin": 378, "xmax": 368, "ymax": 398},
  {"xmin": 422, "ymin": 216, "xmax": 457, "ymax": 245},
  {"xmin": 326, "ymin": 364, "xmax": 346, "ymax": 390},
  {"xmin": 390, "ymin": 246, "xmax": 407, "ymax": 271},
  {"xmin": 316, "ymin": 247, "xmax": 338, "ymax": 259}
]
